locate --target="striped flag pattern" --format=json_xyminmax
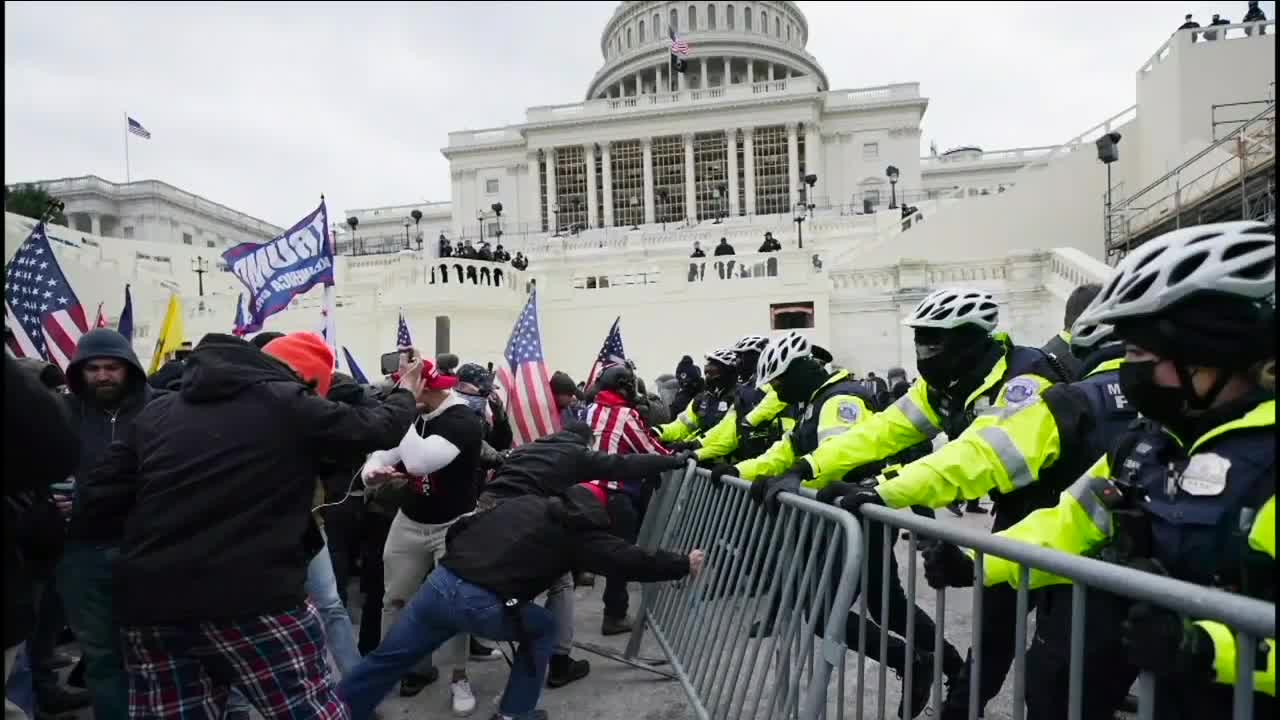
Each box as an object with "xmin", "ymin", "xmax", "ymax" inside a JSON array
[
  {"xmin": 3, "ymin": 223, "xmax": 90, "ymax": 369},
  {"xmin": 396, "ymin": 311, "xmax": 413, "ymax": 349},
  {"xmin": 495, "ymin": 290, "xmax": 560, "ymax": 446},
  {"xmin": 127, "ymin": 116, "xmax": 151, "ymax": 139},
  {"xmin": 585, "ymin": 316, "xmax": 626, "ymax": 390}
]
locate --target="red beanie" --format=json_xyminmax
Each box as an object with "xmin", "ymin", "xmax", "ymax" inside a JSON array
[{"xmin": 263, "ymin": 332, "xmax": 335, "ymax": 397}]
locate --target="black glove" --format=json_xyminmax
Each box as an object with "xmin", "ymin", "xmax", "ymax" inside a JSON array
[
  {"xmin": 1122, "ymin": 603, "xmax": 1215, "ymax": 678},
  {"xmin": 750, "ymin": 471, "xmax": 803, "ymax": 513},
  {"xmin": 922, "ymin": 542, "xmax": 975, "ymax": 589},
  {"xmin": 667, "ymin": 451, "xmax": 697, "ymax": 468},
  {"xmin": 666, "ymin": 440, "xmax": 701, "ymax": 453},
  {"xmin": 836, "ymin": 486, "xmax": 886, "ymax": 516},
  {"xmin": 708, "ymin": 463, "xmax": 738, "ymax": 486},
  {"xmin": 815, "ymin": 481, "xmax": 858, "ymax": 507}
]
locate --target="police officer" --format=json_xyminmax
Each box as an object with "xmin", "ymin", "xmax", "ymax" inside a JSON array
[
  {"xmin": 1041, "ymin": 283, "xmax": 1103, "ymax": 381},
  {"xmin": 786, "ymin": 287, "xmax": 1069, "ymax": 716},
  {"xmin": 693, "ymin": 335, "xmax": 794, "ymax": 464},
  {"xmin": 657, "ymin": 348, "xmax": 738, "ymax": 445},
  {"xmin": 934, "ymin": 221, "xmax": 1276, "ymax": 719}
]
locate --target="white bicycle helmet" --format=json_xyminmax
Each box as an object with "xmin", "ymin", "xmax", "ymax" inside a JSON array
[
  {"xmin": 734, "ymin": 335, "xmax": 771, "ymax": 353},
  {"xmin": 903, "ymin": 288, "xmax": 999, "ymax": 332},
  {"xmin": 1069, "ymin": 321, "xmax": 1115, "ymax": 352},
  {"xmin": 705, "ymin": 348, "xmax": 739, "ymax": 368},
  {"xmin": 756, "ymin": 332, "xmax": 811, "ymax": 388},
  {"xmin": 1076, "ymin": 221, "xmax": 1275, "ymax": 328}
]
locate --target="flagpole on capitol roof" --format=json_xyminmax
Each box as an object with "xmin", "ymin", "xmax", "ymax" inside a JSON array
[{"xmin": 123, "ymin": 111, "xmax": 131, "ymax": 183}]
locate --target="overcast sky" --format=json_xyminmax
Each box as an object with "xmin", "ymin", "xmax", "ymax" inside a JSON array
[{"xmin": 5, "ymin": 1, "xmax": 1273, "ymax": 227}]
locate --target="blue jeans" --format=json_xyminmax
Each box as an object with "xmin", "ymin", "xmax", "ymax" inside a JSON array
[
  {"xmin": 4, "ymin": 644, "xmax": 34, "ymax": 718},
  {"xmin": 338, "ymin": 566, "xmax": 554, "ymax": 720},
  {"xmin": 226, "ymin": 541, "xmax": 361, "ymax": 716},
  {"xmin": 57, "ymin": 544, "xmax": 127, "ymax": 720}
]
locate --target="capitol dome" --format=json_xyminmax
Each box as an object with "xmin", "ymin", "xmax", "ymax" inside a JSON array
[{"xmin": 587, "ymin": 1, "xmax": 828, "ymax": 100}]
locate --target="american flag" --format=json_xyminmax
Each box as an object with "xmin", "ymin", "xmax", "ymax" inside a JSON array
[
  {"xmin": 396, "ymin": 311, "xmax": 413, "ymax": 349},
  {"xmin": 585, "ymin": 316, "xmax": 626, "ymax": 389},
  {"xmin": 669, "ymin": 27, "xmax": 690, "ymax": 57},
  {"xmin": 127, "ymin": 116, "xmax": 151, "ymax": 139},
  {"xmin": 4, "ymin": 223, "xmax": 89, "ymax": 369},
  {"xmin": 496, "ymin": 290, "xmax": 560, "ymax": 446}
]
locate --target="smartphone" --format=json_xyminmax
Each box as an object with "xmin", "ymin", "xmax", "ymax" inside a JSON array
[
  {"xmin": 51, "ymin": 482, "xmax": 75, "ymax": 494},
  {"xmin": 380, "ymin": 351, "xmax": 401, "ymax": 376}
]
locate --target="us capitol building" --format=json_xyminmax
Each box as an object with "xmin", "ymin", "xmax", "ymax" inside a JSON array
[{"xmin": 7, "ymin": 2, "xmax": 1275, "ymax": 382}]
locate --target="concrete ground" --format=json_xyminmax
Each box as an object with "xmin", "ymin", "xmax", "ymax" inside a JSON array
[{"xmin": 50, "ymin": 503, "xmax": 1110, "ymax": 720}]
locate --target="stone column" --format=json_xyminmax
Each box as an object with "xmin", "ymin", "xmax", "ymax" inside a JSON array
[
  {"xmin": 635, "ymin": 70, "xmax": 644, "ymax": 95},
  {"xmin": 678, "ymin": 64, "xmax": 687, "ymax": 91},
  {"xmin": 724, "ymin": 57, "xmax": 732, "ymax": 86},
  {"xmin": 523, "ymin": 151, "xmax": 541, "ymax": 230},
  {"xmin": 746, "ymin": 60, "xmax": 754, "ymax": 85},
  {"xmin": 743, "ymin": 128, "xmax": 757, "ymax": 215},
  {"xmin": 803, "ymin": 123, "xmax": 822, "ymax": 204},
  {"xmin": 726, "ymin": 128, "xmax": 740, "ymax": 217},
  {"xmin": 768, "ymin": 63, "xmax": 775, "ymax": 82},
  {"xmin": 90, "ymin": 213, "xmax": 101, "ymax": 236},
  {"xmin": 584, "ymin": 143, "xmax": 598, "ymax": 228},
  {"xmin": 658, "ymin": 64, "xmax": 667, "ymax": 93},
  {"xmin": 786, "ymin": 123, "xmax": 800, "ymax": 211},
  {"xmin": 700, "ymin": 59, "xmax": 709, "ymax": 90},
  {"xmin": 642, "ymin": 138, "xmax": 656, "ymax": 225},
  {"xmin": 683, "ymin": 133, "xmax": 697, "ymax": 223},
  {"xmin": 602, "ymin": 142, "xmax": 615, "ymax": 227},
  {"xmin": 545, "ymin": 148, "xmax": 558, "ymax": 232}
]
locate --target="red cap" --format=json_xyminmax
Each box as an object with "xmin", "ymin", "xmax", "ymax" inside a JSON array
[
  {"xmin": 578, "ymin": 481, "xmax": 608, "ymax": 507},
  {"xmin": 421, "ymin": 358, "xmax": 459, "ymax": 391},
  {"xmin": 263, "ymin": 332, "xmax": 335, "ymax": 397}
]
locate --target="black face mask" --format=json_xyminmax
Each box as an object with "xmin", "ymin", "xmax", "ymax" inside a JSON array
[
  {"xmin": 774, "ymin": 358, "xmax": 827, "ymax": 404},
  {"xmin": 916, "ymin": 341, "xmax": 988, "ymax": 391},
  {"xmin": 1119, "ymin": 361, "xmax": 1186, "ymax": 429}
]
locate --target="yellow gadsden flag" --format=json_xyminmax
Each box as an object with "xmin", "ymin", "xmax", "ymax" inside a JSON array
[{"xmin": 149, "ymin": 293, "xmax": 185, "ymax": 374}]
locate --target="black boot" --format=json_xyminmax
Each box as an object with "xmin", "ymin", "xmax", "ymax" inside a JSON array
[
  {"xmin": 965, "ymin": 499, "xmax": 987, "ymax": 514},
  {"xmin": 896, "ymin": 650, "xmax": 934, "ymax": 719},
  {"xmin": 946, "ymin": 501, "xmax": 964, "ymax": 517},
  {"xmin": 398, "ymin": 666, "xmax": 440, "ymax": 697},
  {"xmin": 546, "ymin": 653, "xmax": 591, "ymax": 688}
]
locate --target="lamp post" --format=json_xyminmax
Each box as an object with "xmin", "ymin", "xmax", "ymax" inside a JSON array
[
  {"xmin": 191, "ymin": 256, "xmax": 208, "ymax": 297},
  {"xmin": 491, "ymin": 202, "xmax": 504, "ymax": 246},
  {"xmin": 794, "ymin": 202, "xmax": 808, "ymax": 250},
  {"xmin": 629, "ymin": 196, "xmax": 640, "ymax": 230},
  {"xmin": 477, "ymin": 209, "xmax": 486, "ymax": 244},
  {"xmin": 886, "ymin": 165, "xmax": 900, "ymax": 210},
  {"xmin": 804, "ymin": 173, "xmax": 818, "ymax": 212},
  {"xmin": 1095, "ymin": 131, "xmax": 1122, "ymax": 252},
  {"xmin": 411, "ymin": 209, "xmax": 423, "ymax": 249},
  {"xmin": 551, "ymin": 203, "xmax": 560, "ymax": 236},
  {"xmin": 403, "ymin": 218, "xmax": 411, "ymax": 249},
  {"xmin": 346, "ymin": 216, "xmax": 359, "ymax": 254},
  {"xmin": 657, "ymin": 188, "xmax": 669, "ymax": 231}
]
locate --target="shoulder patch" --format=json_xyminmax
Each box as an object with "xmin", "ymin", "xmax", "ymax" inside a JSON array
[
  {"xmin": 837, "ymin": 399, "xmax": 861, "ymax": 423},
  {"xmin": 1001, "ymin": 377, "xmax": 1041, "ymax": 410}
]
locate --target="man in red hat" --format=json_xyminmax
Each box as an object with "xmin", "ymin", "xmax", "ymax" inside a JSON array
[
  {"xmin": 75, "ymin": 331, "xmax": 420, "ymax": 720},
  {"xmin": 360, "ymin": 356, "xmax": 487, "ymax": 713}
]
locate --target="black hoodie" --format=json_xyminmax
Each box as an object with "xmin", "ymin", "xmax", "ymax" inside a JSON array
[
  {"xmin": 443, "ymin": 485, "xmax": 690, "ymax": 602},
  {"xmin": 80, "ymin": 334, "xmax": 418, "ymax": 625}
]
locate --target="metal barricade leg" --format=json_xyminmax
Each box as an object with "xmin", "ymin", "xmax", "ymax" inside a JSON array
[{"xmin": 970, "ymin": 551, "xmax": 984, "ymax": 720}]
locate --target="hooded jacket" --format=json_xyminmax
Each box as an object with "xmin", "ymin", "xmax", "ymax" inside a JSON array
[
  {"xmin": 482, "ymin": 428, "xmax": 685, "ymax": 504},
  {"xmin": 442, "ymin": 485, "xmax": 690, "ymax": 602},
  {"xmin": 587, "ymin": 390, "xmax": 671, "ymax": 499},
  {"xmin": 63, "ymin": 328, "xmax": 164, "ymax": 544},
  {"xmin": 78, "ymin": 334, "xmax": 417, "ymax": 625}
]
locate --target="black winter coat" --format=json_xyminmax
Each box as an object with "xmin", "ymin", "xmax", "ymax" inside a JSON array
[
  {"xmin": 4, "ymin": 356, "xmax": 79, "ymax": 649},
  {"xmin": 80, "ymin": 334, "xmax": 418, "ymax": 625},
  {"xmin": 317, "ymin": 372, "xmax": 382, "ymax": 503},
  {"xmin": 443, "ymin": 486, "xmax": 690, "ymax": 602},
  {"xmin": 483, "ymin": 429, "xmax": 685, "ymax": 502}
]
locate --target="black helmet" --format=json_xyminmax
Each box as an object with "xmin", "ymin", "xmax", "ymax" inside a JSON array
[
  {"xmin": 457, "ymin": 362, "xmax": 491, "ymax": 392},
  {"xmin": 597, "ymin": 364, "xmax": 637, "ymax": 399}
]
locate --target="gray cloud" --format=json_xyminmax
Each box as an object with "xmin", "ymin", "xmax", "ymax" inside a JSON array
[{"xmin": 5, "ymin": 1, "xmax": 1272, "ymax": 227}]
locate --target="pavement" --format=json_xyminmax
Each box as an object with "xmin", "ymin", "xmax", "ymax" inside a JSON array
[{"xmin": 45, "ymin": 502, "xmax": 1061, "ymax": 720}]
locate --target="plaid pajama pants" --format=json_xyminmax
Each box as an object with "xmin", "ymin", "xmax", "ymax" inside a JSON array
[{"xmin": 122, "ymin": 602, "xmax": 349, "ymax": 720}]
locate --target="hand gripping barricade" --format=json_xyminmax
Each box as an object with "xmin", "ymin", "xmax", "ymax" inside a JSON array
[
  {"xmin": 608, "ymin": 461, "xmax": 866, "ymax": 720},
  {"xmin": 851, "ymin": 505, "xmax": 1276, "ymax": 720}
]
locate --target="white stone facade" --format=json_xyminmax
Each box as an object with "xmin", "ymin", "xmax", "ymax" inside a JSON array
[{"xmin": 19, "ymin": 175, "xmax": 282, "ymax": 250}]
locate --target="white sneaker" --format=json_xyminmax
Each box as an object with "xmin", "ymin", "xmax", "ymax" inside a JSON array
[{"xmin": 450, "ymin": 678, "xmax": 477, "ymax": 717}]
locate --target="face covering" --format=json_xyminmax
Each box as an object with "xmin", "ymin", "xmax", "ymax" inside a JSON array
[
  {"xmin": 916, "ymin": 341, "xmax": 987, "ymax": 391},
  {"xmin": 773, "ymin": 358, "xmax": 827, "ymax": 404},
  {"xmin": 1119, "ymin": 360, "xmax": 1186, "ymax": 429}
]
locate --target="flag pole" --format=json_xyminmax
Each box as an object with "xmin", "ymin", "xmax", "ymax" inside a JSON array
[{"xmin": 123, "ymin": 112, "xmax": 131, "ymax": 183}]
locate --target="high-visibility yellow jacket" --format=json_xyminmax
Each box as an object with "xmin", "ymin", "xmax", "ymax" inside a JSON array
[
  {"xmin": 695, "ymin": 386, "xmax": 792, "ymax": 462},
  {"xmin": 800, "ymin": 335, "xmax": 1065, "ymax": 490},
  {"xmin": 734, "ymin": 370, "xmax": 877, "ymax": 486},
  {"xmin": 872, "ymin": 356, "xmax": 1129, "ymax": 510},
  {"xmin": 983, "ymin": 400, "xmax": 1276, "ymax": 696},
  {"xmin": 656, "ymin": 387, "xmax": 733, "ymax": 443}
]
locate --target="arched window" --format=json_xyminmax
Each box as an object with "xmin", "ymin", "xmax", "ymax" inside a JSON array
[
  {"xmin": 688, "ymin": 5, "xmax": 697, "ymax": 31},
  {"xmin": 707, "ymin": 4, "xmax": 716, "ymax": 30},
  {"xmin": 626, "ymin": 27, "xmax": 632, "ymax": 48},
  {"xmin": 670, "ymin": 8, "xmax": 678, "ymax": 32},
  {"xmin": 639, "ymin": 19, "xmax": 645, "ymax": 42},
  {"xmin": 653, "ymin": 13, "xmax": 660, "ymax": 38},
  {"xmin": 726, "ymin": 4, "xmax": 735, "ymax": 28},
  {"xmin": 786, "ymin": 23, "xmax": 791, "ymax": 41},
  {"xmin": 775, "ymin": 17, "xmax": 780, "ymax": 37},
  {"xmin": 760, "ymin": 10, "xmax": 767, "ymax": 33},
  {"xmin": 617, "ymin": 35, "xmax": 622, "ymax": 53},
  {"xmin": 744, "ymin": 6, "xmax": 752, "ymax": 30}
]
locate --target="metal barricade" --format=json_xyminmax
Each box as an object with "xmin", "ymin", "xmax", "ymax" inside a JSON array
[
  {"xmin": 616, "ymin": 463, "xmax": 866, "ymax": 720},
  {"xmin": 849, "ymin": 504, "xmax": 1276, "ymax": 720}
]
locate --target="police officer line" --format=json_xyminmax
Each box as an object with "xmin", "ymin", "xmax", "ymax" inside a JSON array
[{"xmin": 606, "ymin": 461, "xmax": 1273, "ymax": 720}]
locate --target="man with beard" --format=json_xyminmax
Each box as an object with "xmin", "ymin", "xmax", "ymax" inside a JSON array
[{"xmin": 55, "ymin": 328, "xmax": 166, "ymax": 720}]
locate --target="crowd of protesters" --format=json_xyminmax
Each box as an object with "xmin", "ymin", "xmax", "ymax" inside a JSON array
[{"xmin": 439, "ymin": 234, "xmax": 529, "ymax": 272}]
